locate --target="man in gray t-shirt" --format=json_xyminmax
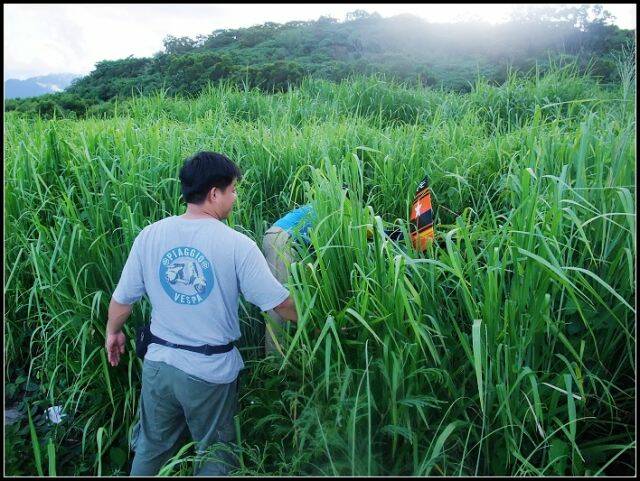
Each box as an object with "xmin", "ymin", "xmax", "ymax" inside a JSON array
[{"xmin": 105, "ymin": 151, "xmax": 298, "ymax": 476}]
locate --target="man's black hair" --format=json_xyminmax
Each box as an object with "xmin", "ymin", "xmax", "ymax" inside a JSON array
[{"xmin": 179, "ymin": 151, "xmax": 242, "ymax": 204}]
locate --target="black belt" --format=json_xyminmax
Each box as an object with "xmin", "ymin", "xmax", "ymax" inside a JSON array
[{"xmin": 149, "ymin": 332, "xmax": 235, "ymax": 355}]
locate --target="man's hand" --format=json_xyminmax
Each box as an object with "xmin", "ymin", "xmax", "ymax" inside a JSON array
[
  {"xmin": 106, "ymin": 331, "xmax": 126, "ymax": 366},
  {"xmin": 274, "ymin": 296, "xmax": 298, "ymax": 322}
]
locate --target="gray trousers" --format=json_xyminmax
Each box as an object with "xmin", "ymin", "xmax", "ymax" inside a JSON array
[
  {"xmin": 129, "ymin": 359, "xmax": 238, "ymax": 476},
  {"xmin": 262, "ymin": 226, "xmax": 295, "ymax": 356}
]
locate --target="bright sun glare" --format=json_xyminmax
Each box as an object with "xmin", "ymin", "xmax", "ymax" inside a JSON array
[{"xmin": 410, "ymin": 4, "xmax": 513, "ymax": 23}]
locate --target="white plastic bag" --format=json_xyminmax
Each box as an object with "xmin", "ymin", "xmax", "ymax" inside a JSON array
[{"xmin": 46, "ymin": 405, "xmax": 67, "ymax": 424}]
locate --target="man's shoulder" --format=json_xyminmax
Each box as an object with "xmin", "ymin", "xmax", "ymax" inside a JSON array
[
  {"xmin": 140, "ymin": 216, "xmax": 175, "ymax": 233},
  {"xmin": 135, "ymin": 216, "xmax": 184, "ymax": 240},
  {"xmin": 138, "ymin": 216, "xmax": 257, "ymax": 250},
  {"xmin": 229, "ymin": 228, "xmax": 258, "ymax": 250}
]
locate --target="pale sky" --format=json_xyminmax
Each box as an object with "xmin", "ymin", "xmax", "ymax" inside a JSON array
[{"xmin": 4, "ymin": 3, "xmax": 637, "ymax": 80}]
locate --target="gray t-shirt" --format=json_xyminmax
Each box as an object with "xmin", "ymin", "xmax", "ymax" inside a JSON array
[{"xmin": 112, "ymin": 215, "xmax": 290, "ymax": 384}]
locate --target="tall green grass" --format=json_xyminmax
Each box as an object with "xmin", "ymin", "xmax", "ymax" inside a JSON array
[{"xmin": 4, "ymin": 59, "xmax": 635, "ymax": 475}]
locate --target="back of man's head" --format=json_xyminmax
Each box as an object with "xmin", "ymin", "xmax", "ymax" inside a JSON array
[{"xmin": 179, "ymin": 151, "xmax": 242, "ymax": 204}]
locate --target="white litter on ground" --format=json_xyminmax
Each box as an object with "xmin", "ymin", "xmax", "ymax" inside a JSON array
[{"xmin": 46, "ymin": 405, "xmax": 67, "ymax": 424}]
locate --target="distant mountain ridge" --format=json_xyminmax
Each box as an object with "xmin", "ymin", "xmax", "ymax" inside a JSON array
[{"xmin": 4, "ymin": 73, "xmax": 81, "ymax": 99}]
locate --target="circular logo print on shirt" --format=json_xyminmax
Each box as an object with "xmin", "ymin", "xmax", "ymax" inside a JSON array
[{"xmin": 159, "ymin": 247, "xmax": 215, "ymax": 305}]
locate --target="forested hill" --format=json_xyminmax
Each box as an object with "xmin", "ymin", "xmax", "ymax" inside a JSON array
[{"xmin": 5, "ymin": 6, "xmax": 634, "ymax": 117}]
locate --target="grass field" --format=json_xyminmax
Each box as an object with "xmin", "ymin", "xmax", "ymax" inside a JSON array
[{"xmin": 4, "ymin": 58, "xmax": 636, "ymax": 475}]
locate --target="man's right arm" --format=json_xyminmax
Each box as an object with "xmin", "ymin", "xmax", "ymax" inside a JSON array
[
  {"xmin": 274, "ymin": 296, "xmax": 298, "ymax": 322},
  {"xmin": 237, "ymin": 240, "xmax": 299, "ymax": 320}
]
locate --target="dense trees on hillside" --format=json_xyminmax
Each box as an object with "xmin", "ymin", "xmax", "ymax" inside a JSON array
[{"xmin": 5, "ymin": 5, "xmax": 634, "ymax": 118}]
